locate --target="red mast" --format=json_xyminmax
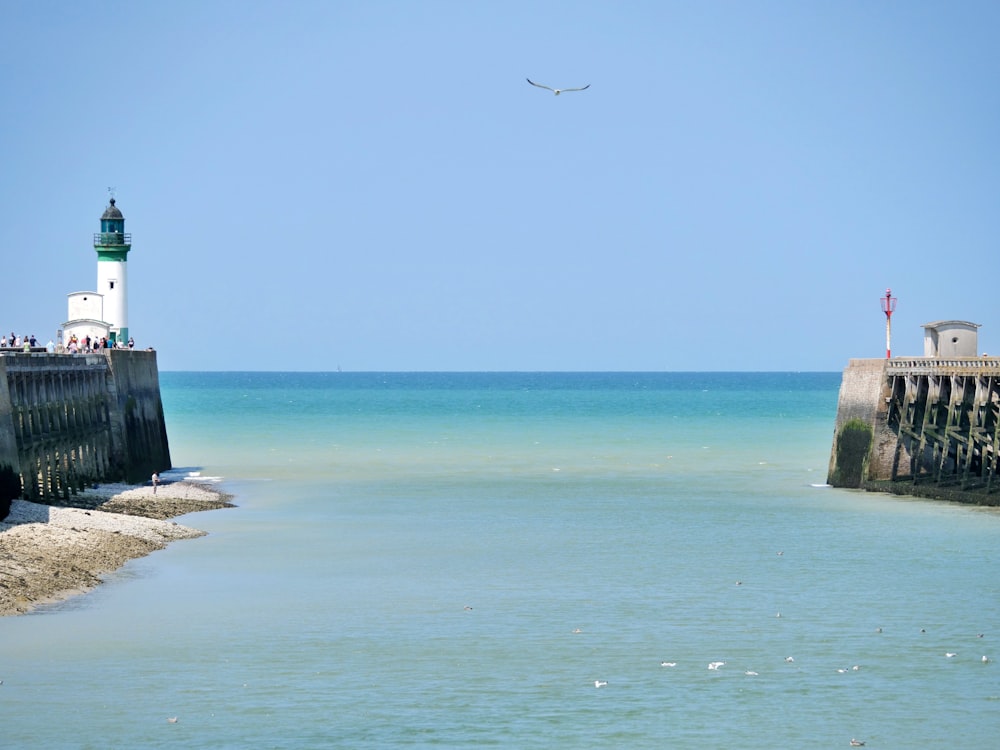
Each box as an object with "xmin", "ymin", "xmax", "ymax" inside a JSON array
[{"xmin": 880, "ymin": 288, "xmax": 897, "ymax": 359}]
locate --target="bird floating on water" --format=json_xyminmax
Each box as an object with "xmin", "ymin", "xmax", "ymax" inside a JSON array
[
  {"xmin": 850, "ymin": 740, "xmax": 866, "ymax": 747},
  {"xmin": 526, "ymin": 78, "xmax": 590, "ymax": 95},
  {"xmin": 708, "ymin": 661, "xmax": 725, "ymax": 670},
  {"xmin": 594, "ymin": 680, "xmax": 608, "ymax": 688}
]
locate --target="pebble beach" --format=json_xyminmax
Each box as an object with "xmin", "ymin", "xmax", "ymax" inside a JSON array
[{"xmin": 0, "ymin": 478, "xmax": 233, "ymax": 616}]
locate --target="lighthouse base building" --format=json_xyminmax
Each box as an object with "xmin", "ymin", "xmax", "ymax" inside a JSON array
[{"xmin": 63, "ymin": 291, "xmax": 114, "ymax": 349}]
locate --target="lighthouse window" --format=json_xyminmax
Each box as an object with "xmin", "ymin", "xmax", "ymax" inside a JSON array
[{"xmin": 109, "ymin": 280, "xmax": 116, "ymax": 290}]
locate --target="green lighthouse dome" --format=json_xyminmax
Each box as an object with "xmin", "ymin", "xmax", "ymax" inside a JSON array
[
  {"xmin": 100, "ymin": 197, "xmax": 125, "ymax": 235},
  {"xmin": 101, "ymin": 197, "xmax": 124, "ymax": 222}
]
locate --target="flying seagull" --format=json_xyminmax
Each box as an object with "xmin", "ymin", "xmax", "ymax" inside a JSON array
[{"xmin": 526, "ymin": 78, "xmax": 590, "ymax": 95}]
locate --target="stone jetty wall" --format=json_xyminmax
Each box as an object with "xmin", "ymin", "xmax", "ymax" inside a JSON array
[
  {"xmin": 828, "ymin": 357, "xmax": 1000, "ymax": 504},
  {"xmin": 0, "ymin": 350, "xmax": 171, "ymax": 505}
]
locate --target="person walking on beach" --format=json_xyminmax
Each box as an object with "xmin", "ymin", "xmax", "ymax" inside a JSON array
[{"xmin": 152, "ymin": 472, "xmax": 160, "ymax": 494}]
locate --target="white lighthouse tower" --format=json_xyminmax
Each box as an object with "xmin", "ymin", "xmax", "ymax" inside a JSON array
[
  {"xmin": 63, "ymin": 196, "xmax": 133, "ymax": 348},
  {"xmin": 94, "ymin": 197, "xmax": 131, "ymax": 344}
]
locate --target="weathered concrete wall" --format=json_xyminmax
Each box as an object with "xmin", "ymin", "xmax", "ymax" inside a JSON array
[
  {"xmin": 0, "ymin": 350, "xmax": 171, "ymax": 503},
  {"xmin": 829, "ymin": 359, "xmax": 887, "ymax": 437},
  {"xmin": 104, "ymin": 349, "xmax": 171, "ymax": 483},
  {"xmin": 827, "ymin": 359, "xmax": 892, "ymax": 488}
]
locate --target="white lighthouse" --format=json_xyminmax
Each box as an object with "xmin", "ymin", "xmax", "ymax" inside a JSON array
[
  {"xmin": 63, "ymin": 196, "xmax": 133, "ymax": 348},
  {"xmin": 94, "ymin": 197, "xmax": 131, "ymax": 344}
]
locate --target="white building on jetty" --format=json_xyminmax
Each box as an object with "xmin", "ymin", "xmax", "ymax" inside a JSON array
[{"xmin": 922, "ymin": 320, "xmax": 981, "ymax": 357}]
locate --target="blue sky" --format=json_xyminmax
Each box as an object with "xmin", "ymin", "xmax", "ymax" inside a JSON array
[{"xmin": 2, "ymin": 1, "xmax": 997, "ymax": 371}]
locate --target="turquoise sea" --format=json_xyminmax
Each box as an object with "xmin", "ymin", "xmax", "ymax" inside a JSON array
[{"xmin": 2, "ymin": 372, "xmax": 999, "ymax": 748}]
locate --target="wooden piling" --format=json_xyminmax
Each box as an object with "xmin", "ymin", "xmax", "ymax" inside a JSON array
[{"xmin": 830, "ymin": 357, "xmax": 1000, "ymax": 504}]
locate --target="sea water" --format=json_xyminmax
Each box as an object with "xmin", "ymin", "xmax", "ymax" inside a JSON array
[{"xmin": 1, "ymin": 372, "xmax": 998, "ymax": 749}]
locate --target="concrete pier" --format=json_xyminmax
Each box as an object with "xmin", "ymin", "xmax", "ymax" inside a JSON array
[
  {"xmin": 828, "ymin": 357, "xmax": 1000, "ymax": 503},
  {"xmin": 0, "ymin": 349, "xmax": 170, "ymax": 504}
]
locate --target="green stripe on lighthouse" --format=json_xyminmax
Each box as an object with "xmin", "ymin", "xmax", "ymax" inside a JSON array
[{"xmin": 96, "ymin": 247, "xmax": 130, "ymax": 262}]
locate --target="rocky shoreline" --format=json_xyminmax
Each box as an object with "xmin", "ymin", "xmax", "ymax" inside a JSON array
[{"xmin": 0, "ymin": 479, "xmax": 234, "ymax": 616}]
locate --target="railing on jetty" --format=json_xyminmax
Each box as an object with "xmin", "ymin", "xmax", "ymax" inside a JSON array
[{"xmin": 886, "ymin": 357, "xmax": 1000, "ymax": 376}]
